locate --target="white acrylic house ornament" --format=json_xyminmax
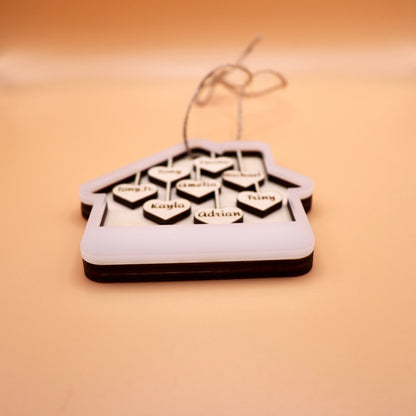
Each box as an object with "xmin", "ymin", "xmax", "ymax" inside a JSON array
[
  {"xmin": 79, "ymin": 37, "xmax": 315, "ymax": 281},
  {"xmin": 79, "ymin": 139, "xmax": 314, "ymax": 282}
]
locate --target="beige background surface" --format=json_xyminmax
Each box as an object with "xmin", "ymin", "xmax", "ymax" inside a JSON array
[{"xmin": 1, "ymin": 1, "xmax": 416, "ymax": 415}]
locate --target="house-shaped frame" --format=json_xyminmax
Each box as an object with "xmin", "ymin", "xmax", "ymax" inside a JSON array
[{"xmin": 79, "ymin": 139, "xmax": 314, "ymax": 282}]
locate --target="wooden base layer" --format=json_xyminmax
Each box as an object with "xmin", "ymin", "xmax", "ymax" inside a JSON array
[{"xmin": 83, "ymin": 253, "xmax": 314, "ymax": 282}]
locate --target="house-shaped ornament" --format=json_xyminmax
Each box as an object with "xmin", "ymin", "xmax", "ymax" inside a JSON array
[{"xmin": 79, "ymin": 139, "xmax": 314, "ymax": 282}]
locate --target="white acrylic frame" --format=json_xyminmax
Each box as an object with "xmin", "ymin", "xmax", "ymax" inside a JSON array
[{"xmin": 79, "ymin": 139, "xmax": 314, "ymax": 267}]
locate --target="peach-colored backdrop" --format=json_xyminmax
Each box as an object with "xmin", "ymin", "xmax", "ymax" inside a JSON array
[
  {"xmin": 1, "ymin": 1, "xmax": 415, "ymax": 415},
  {"xmin": 1, "ymin": 0, "xmax": 416, "ymax": 50}
]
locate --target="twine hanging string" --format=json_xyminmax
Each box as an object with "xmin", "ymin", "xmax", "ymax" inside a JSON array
[{"xmin": 183, "ymin": 36, "xmax": 288, "ymax": 155}]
